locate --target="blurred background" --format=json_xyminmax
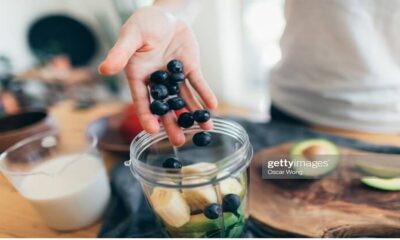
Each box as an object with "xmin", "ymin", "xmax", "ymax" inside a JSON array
[{"xmin": 0, "ymin": 0, "xmax": 285, "ymax": 119}]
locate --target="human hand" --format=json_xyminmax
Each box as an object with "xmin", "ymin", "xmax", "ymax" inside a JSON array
[{"xmin": 99, "ymin": 6, "xmax": 218, "ymax": 146}]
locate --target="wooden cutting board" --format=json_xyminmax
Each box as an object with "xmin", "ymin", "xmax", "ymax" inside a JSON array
[{"xmin": 249, "ymin": 144, "xmax": 400, "ymax": 237}]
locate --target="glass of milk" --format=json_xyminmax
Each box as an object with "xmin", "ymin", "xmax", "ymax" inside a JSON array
[{"xmin": 0, "ymin": 130, "xmax": 110, "ymax": 231}]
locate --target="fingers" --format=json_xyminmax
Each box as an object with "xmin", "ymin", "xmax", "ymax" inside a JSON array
[
  {"xmin": 128, "ymin": 77, "xmax": 160, "ymax": 134},
  {"xmin": 161, "ymin": 111, "xmax": 186, "ymax": 146},
  {"xmin": 179, "ymin": 81, "xmax": 202, "ymax": 111},
  {"xmin": 187, "ymin": 69, "xmax": 218, "ymax": 109},
  {"xmin": 99, "ymin": 24, "xmax": 143, "ymax": 75},
  {"xmin": 179, "ymin": 81, "xmax": 213, "ymax": 130}
]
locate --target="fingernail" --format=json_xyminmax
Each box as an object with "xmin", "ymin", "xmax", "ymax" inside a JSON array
[{"xmin": 98, "ymin": 62, "xmax": 105, "ymax": 74}]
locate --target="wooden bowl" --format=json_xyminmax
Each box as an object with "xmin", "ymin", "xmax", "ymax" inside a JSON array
[{"xmin": 0, "ymin": 111, "xmax": 55, "ymax": 152}]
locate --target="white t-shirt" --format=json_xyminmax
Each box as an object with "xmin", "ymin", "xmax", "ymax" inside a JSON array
[{"xmin": 270, "ymin": 0, "xmax": 400, "ymax": 133}]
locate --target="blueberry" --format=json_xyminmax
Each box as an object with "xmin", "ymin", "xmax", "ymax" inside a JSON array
[
  {"xmin": 150, "ymin": 100, "xmax": 169, "ymax": 116},
  {"xmin": 167, "ymin": 59, "xmax": 184, "ymax": 73},
  {"xmin": 192, "ymin": 132, "xmax": 212, "ymax": 147},
  {"xmin": 222, "ymin": 194, "xmax": 241, "ymax": 214},
  {"xmin": 162, "ymin": 157, "xmax": 182, "ymax": 169},
  {"xmin": 167, "ymin": 83, "xmax": 180, "ymax": 95},
  {"xmin": 150, "ymin": 70, "xmax": 169, "ymax": 84},
  {"xmin": 168, "ymin": 97, "xmax": 186, "ymax": 110},
  {"xmin": 170, "ymin": 73, "xmax": 185, "ymax": 84},
  {"xmin": 203, "ymin": 203, "xmax": 222, "ymax": 220},
  {"xmin": 177, "ymin": 112, "xmax": 194, "ymax": 128},
  {"xmin": 193, "ymin": 110, "xmax": 211, "ymax": 123},
  {"xmin": 150, "ymin": 84, "xmax": 168, "ymax": 100}
]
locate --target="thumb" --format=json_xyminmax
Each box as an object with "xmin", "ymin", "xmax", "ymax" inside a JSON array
[{"xmin": 99, "ymin": 24, "xmax": 142, "ymax": 75}]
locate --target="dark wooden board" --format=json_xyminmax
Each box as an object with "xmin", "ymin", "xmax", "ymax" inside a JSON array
[
  {"xmin": 86, "ymin": 113, "xmax": 130, "ymax": 153},
  {"xmin": 249, "ymin": 144, "xmax": 400, "ymax": 237}
]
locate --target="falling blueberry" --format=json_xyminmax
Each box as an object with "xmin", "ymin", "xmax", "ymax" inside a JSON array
[
  {"xmin": 150, "ymin": 70, "xmax": 169, "ymax": 85},
  {"xmin": 167, "ymin": 59, "xmax": 184, "ymax": 73},
  {"xmin": 192, "ymin": 132, "xmax": 212, "ymax": 147},
  {"xmin": 177, "ymin": 112, "xmax": 194, "ymax": 128},
  {"xmin": 167, "ymin": 83, "xmax": 180, "ymax": 95},
  {"xmin": 150, "ymin": 100, "xmax": 169, "ymax": 116},
  {"xmin": 204, "ymin": 203, "xmax": 222, "ymax": 220},
  {"xmin": 162, "ymin": 157, "xmax": 182, "ymax": 169},
  {"xmin": 168, "ymin": 97, "xmax": 186, "ymax": 110},
  {"xmin": 222, "ymin": 194, "xmax": 241, "ymax": 214},
  {"xmin": 150, "ymin": 84, "xmax": 168, "ymax": 100},
  {"xmin": 193, "ymin": 109, "xmax": 211, "ymax": 123},
  {"xmin": 170, "ymin": 73, "xmax": 185, "ymax": 84}
]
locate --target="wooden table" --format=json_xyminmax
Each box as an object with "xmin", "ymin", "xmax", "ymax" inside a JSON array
[{"xmin": 1, "ymin": 101, "xmax": 400, "ymax": 237}]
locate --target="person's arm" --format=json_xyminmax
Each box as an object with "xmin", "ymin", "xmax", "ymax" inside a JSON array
[{"xmin": 99, "ymin": 0, "xmax": 217, "ymax": 146}]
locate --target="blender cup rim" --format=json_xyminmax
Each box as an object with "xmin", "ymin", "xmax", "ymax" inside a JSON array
[
  {"xmin": 0, "ymin": 129, "xmax": 98, "ymax": 177},
  {"xmin": 128, "ymin": 118, "xmax": 253, "ymax": 188}
]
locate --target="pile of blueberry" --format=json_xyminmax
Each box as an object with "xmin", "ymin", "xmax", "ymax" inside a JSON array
[
  {"xmin": 204, "ymin": 194, "xmax": 241, "ymax": 219},
  {"xmin": 149, "ymin": 60, "xmax": 212, "ymax": 147}
]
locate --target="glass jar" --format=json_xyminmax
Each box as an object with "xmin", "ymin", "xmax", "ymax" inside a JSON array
[
  {"xmin": 126, "ymin": 118, "xmax": 253, "ymax": 238},
  {"xmin": 0, "ymin": 130, "xmax": 110, "ymax": 231}
]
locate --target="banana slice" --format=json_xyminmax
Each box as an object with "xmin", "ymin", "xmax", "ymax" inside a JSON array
[
  {"xmin": 150, "ymin": 187, "xmax": 191, "ymax": 228},
  {"xmin": 181, "ymin": 163, "xmax": 218, "ymax": 211},
  {"xmin": 182, "ymin": 178, "xmax": 218, "ymax": 212},
  {"xmin": 182, "ymin": 162, "xmax": 217, "ymax": 175},
  {"xmin": 218, "ymin": 177, "xmax": 243, "ymax": 197}
]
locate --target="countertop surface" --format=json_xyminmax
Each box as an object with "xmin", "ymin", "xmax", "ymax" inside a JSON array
[{"xmin": 0, "ymin": 100, "xmax": 400, "ymax": 237}]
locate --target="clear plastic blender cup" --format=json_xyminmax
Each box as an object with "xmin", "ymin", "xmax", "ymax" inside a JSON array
[
  {"xmin": 126, "ymin": 118, "xmax": 253, "ymax": 238},
  {"xmin": 0, "ymin": 130, "xmax": 110, "ymax": 231}
]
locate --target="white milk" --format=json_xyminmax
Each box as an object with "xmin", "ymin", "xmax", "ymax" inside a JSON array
[{"xmin": 19, "ymin": 154, "xmax": 110, "ymax": 231}]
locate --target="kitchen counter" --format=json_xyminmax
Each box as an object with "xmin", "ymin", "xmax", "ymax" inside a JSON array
[{"xmin": 0, "ymin": 100, "xmax": 399, "ymax": 237}]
